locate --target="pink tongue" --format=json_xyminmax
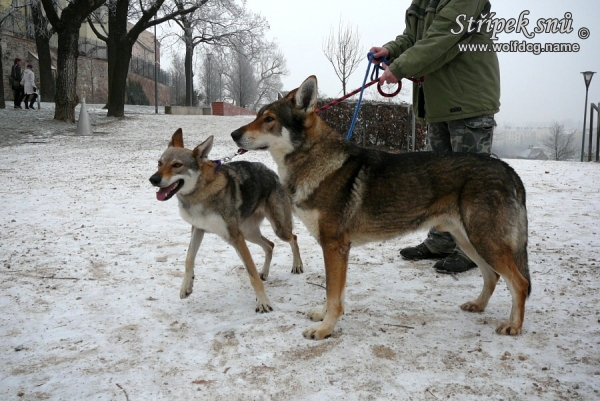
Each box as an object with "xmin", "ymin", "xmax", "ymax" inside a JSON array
[
  {"xmin": 156, "ymin": 181, "xmax": 178, "ymax": 201},
  {"xmin": 156, "ymin": 188, "xmax": 169, "ymax": 201}
]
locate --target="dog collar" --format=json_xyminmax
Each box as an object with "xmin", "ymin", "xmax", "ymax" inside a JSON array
[
  {"xmin": 211, "ymin": 149, "xmax": 247, "ymax": 172},
  {"xmin": 211, "ymin": 160, "xmax": 222, "ymax": 172}
]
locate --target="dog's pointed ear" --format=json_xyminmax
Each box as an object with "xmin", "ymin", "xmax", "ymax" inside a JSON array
[
  {"xmin": 294, "ymin": 76, "xmax": 318, "ymax": 113},
  {"xmin": 277, "ymin": 92, "xmax": 283, "ymax": 100},
  {"xmin": 193, "ymin": 135, "xmax": 214, "ymax": 160},
  {"xmin": 169, "ymin": 128, "xmax": 184, "ymax": 148}
]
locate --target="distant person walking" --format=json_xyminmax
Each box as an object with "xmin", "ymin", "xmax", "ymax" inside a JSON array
[
  {"xmin": 20, "ymin": 63, "xmax": 38, "ymax": 110},
  {"xmin": 10, "ymin": 58, "xmax": 24, "ymax": 109}
]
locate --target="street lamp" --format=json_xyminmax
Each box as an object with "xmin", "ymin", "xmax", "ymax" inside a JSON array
[{"xmin": 580, "ymin": 71, "xmax": 595, "ymax": 162}]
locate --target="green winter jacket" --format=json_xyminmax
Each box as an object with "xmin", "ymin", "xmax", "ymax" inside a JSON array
[{"xmin": 383, "ymin": 0, "xmax": 500, "ymax": 123}]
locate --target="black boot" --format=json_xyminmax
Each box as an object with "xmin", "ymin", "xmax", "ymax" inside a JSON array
[
  {"xmin": 400, "ymin": 242, "xmax": 452, "ymax": 260},
  {"xmin": 434, "ymin": 251, "xmax": 477, "ymax": 274}
]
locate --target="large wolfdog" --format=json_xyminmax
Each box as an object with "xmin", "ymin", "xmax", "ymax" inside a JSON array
[{"xmin": 231, "ymin": 76, "xmax": 530, "ymax": 339}]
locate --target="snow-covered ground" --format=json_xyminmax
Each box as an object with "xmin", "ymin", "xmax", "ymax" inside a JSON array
[{"xmin": 1, "ymin": 104, "xmax": 599, "ymax": 400}]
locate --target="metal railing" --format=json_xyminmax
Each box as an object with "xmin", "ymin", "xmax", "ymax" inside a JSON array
[{"xmin": 129, "ymin": 56, "xmax": 172, "ymax": 87}]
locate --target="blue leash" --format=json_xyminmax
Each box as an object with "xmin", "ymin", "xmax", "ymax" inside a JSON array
[{"xmin": 345, "ymin": 52, "xmax": 389, "ymax": 141}]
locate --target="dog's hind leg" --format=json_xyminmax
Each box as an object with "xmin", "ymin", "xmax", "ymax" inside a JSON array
[
  {"xmin": 303, "ymin": 234, "xmax": 350, "ymax": 340},
  {"xmin": 283, "ymin": 233, "xmax": 303, "ymax": 275},
  {"xmin": 244, "ymin": 226, "xmax": 274, "ymax": 281},
  {"xmin": 446, "ymin": 227, "xmax": 500, "ymax": 313},
  {"xmin": 265, "ymin": 194, "xmax": 304, "ymax": 274},
  {"xmin": 181, "ymin": 227, "xmax": 205, "ymax": 299},
  {"xmin": 452, "ymin": 228, "xmax": 529, "ymax": 335},
  {"xmin": 489, "ymin": 249, "xmax": 529, "ymax": 335},
  {"xmin": 231, "ymin": 231, "xmax": 273, "ymax": 313}
]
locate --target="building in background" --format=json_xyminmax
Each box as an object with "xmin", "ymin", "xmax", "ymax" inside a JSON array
[{"xmin": 1, "ymin": 0, "xmax": 172, "ymax": 105}]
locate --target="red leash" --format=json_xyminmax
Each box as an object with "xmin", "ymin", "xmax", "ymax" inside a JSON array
[{"xmin": 315, "ymin": 76, "xmax": 424, "ymax": 114}]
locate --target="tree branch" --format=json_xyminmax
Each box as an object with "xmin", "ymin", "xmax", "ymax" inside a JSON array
[
  {"xmin": 86, "ymin": 16, "xmax": 108, "ymax": 42},
  {"xmin": 40, "ymin": 0, "xmax": 61, "ymax": 29}
]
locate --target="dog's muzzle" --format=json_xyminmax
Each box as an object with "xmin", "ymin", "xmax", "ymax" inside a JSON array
[
  {"xmin": 149, "ymin": 174, "xmax": 162, "ymax": 186},
  {"xmin": 231, "ymin": 129, "xmax": 243, "ymax": 143},
  {"xmin": 149, "ymin": 174, "xmax": 183, "ymax": 201}
]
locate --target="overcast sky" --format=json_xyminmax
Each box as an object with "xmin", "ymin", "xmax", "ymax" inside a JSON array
[{"xmin": 244, "ymin": 0, "xmax": 600, "ymax": 128}]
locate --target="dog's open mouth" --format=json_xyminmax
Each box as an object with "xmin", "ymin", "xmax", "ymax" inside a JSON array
[{"xmin": 156, "ymin": 180, "xmax": 183, "ymax": 201}]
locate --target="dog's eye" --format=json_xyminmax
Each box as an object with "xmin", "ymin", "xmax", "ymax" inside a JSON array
[
  {"xmin": 157, "ymin": 161, "xmax": 162, "ymax": 167},
  {"xmin": 173, "ymin": 163, "xmax": 183, "ymax": 168},
  {"xmin": 264, "ymin": 116, "xmax": 275, "ymax": 123}
]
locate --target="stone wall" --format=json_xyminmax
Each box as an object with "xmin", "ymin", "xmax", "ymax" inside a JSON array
[
  {"xmin": 2, "ymin": 33, "xmax": 173, "ymax": 106},
  {"xmin": 212, "ymin": 101, "xmax": 256, "ymax": 116}
]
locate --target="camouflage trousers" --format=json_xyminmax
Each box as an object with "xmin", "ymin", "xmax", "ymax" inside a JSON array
[
  {"xmin": 423, "ymin": 114, "xmax": 496, "ymax": 256},
  {"xmin": 426, "ymin": 114, "xmax": 496, "ymax": 154}
]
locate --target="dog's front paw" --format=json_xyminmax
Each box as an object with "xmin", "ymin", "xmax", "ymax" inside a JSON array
[
  {"xmin": 495, "ymin": 322, "xmax": 521, "ymax": 336},
  {"xmin": 180, "ymin": 276, "xmax": 194, "ymax": 299},
  {"xmin": 302, "ymin": 323, "xmax": 332, "ymax": 340},
  {"xmin": 307, "ymin": 306, "xmax": 326, "ymax": 321},
  {"xmin": 255, "ymin": 296, "xmax": 273, "ymax": 313},
  {"xmin": 291, "ymin": 262, "xmax": 303, "ymax": 275},
  {"xmin": 460, "ymin": 301, "xmax": 484, "ymax": 313}
]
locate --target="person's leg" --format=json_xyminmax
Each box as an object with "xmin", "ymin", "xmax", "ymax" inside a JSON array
[
  {"xmin": 17, "ymin": 87, "xmax": 24, "ymax": 108},
  {"xmin": 448, "ymin": 114, "xmax": 495, "ymax": 155},
  {"xmin": 13, "ymin": 87, "xmax": 22, "ymax": 108},
  {"xmin": 426, "ymin": 121, "xmax": 453, "ymax": 153},
  {"xmin": 434, "ymin": 114, "xmax": 496, "ymax": 273}
]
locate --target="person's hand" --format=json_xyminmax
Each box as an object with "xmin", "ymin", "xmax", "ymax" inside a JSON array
[
  {"xmin": 378, "ymin": 64, "xmax": 399, "ymax": 85},
  {"xmin": 369, "ymin": 47, "xmax": 389, "ymax": 64}
]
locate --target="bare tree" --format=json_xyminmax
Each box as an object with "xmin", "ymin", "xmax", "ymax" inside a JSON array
[
  {"xmin": 323, "ymin": 18, "xmax": 364, "ymax": 96},
  {"xmin": 167, "ymin": 0, "xmax": 268, "ymax": 107},
  {"xmin": 41, "ymin": 0, "xmax": 106, "ymax": 122},
  {"xmin": 203, "ymin": 51, "xmax": 221, "ymax": 104},
  {"xmin": 249, "ymin": 40, "xmax": 287, "ymax": 109},
  {"xmin": 226, "ymin": 43, "xmax": 257, "ymax": 108},
  {"xmin": 170, "ymin": 53, "xmax": 187, "ymax": 105},
  {"xmin": 87, "ymin": 0, "xmax": 204, "ymax": 117},
  {"xmin": 31, "ymin": 0, "xmax": 55, "ymax": 101},
  {"xmin": 542, "ymin": 121, "xmax": 577, "ymax": 161},
  {"xmin": 1, "ymin": 3, "xmax": 35, "ymax": 109},
  {"xmin": 0, "ymin": 7, "xmax": 15, "ymax": 109}
]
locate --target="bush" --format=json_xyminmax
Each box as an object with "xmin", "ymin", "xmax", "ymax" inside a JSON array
[
  {"xmin": 125, "ymin": 80, "xmax": 150, "ymax": 105},
  {"xmin": 316, "ymin": 99, "xmax": 427, "ymax": 152}
]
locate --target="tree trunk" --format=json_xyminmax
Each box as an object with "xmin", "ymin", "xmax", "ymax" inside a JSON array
[
  {"xmin": 35, "ymin": 38, "xmax": 55, "ymax": 102},
  {"xmin": 104, "ymin": 0, "xmax": 124, "ymax": 111},
  {"xmin": 41, "ymin": 0, "xmax": 105, "ymax": 121},
  {"xmin": 184, "ymin": 26, "xmax": 194, "ymax": 106},
  {"xmin": 54, "ymin": 25, "xmax": 81, "ymax": 122},
  {"xmin": 31, "ymin": 0, "xmax": 55, "ymax": 101},
  {"xmin": 106, "ymin": 41, "xmax": 133, "ymax": 117},
  {"xmin": 0, "ymin": 32, "xmax": 5, "ymax": 109}
]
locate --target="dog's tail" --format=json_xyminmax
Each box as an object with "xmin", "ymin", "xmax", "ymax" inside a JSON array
[
  {"xmin": 513, "ymin": 176, "xmax": 531, "ymax": 297},
  {"xmin": 514, "ymin": 234, "xmax": 531, "ymax": 297}
]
